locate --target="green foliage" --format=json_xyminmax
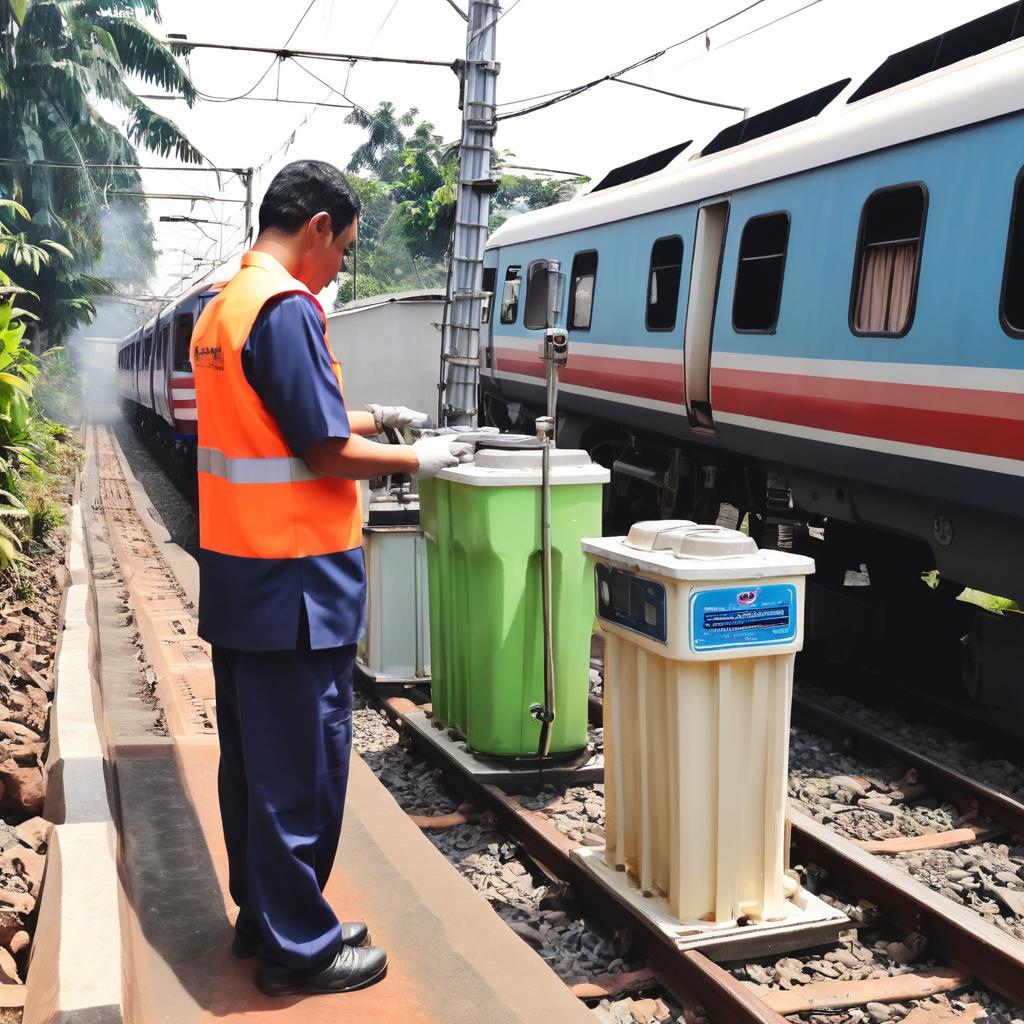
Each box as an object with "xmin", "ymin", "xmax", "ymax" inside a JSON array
[
  {"xmin": 33, "ymin": 345, "xmax": 81, "ymax": 423},
  {"xmin": 0, "ymin": 0, "xmax": 203, "ymax": 344},
  {"xmin": 0, "ymin": 252, "xmax": 79, "ymax": 574},
  {"xmin": 336, "ymin": 103, "xmax": 589, "ymax": 309}
]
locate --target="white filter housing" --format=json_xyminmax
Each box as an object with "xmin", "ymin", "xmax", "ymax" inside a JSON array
[
  {"xmin": 583, "ymin": 522, "xmax": 814, "ymax": 926},
  {"xmin": 361, "ymin": 499, "xmax": 431, "ymax": 683}
]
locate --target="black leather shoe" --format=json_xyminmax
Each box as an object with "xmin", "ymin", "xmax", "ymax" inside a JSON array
[
  {"xmin": 233, "ymin": 921, "xmax": 370, "ymax": 959},
  {"xmin": 256, "ymin": 943, "xmax": 388, "ymax": 997}
]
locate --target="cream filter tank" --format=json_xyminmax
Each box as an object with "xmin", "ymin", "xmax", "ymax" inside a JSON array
[{"xmin": 583, "ymin": 521, "xmax": 814, "ymax": 926}]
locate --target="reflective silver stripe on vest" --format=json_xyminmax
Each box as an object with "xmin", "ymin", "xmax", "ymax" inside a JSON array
[{"xmin": 197, "ymin": 447, "xmax": 320, "ymax": 485}]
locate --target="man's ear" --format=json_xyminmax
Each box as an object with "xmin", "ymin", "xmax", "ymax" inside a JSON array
[{"xmin": 309, "ymin": 211, "xmax": 333, "ymax": 245}]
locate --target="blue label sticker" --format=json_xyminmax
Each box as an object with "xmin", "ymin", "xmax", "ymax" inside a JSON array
[{"xmin": 689, "ymin": 584, "xmax": 798, "ymax": 652}]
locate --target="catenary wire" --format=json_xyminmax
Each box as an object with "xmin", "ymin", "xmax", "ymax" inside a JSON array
[
  {"xmin": 367, "ymin": 0, "xmax": 403, "ymax": 49},
  {"xmin": 137, "ymin": 91, "xmax": 354, "ymax": 110},
  {"xmin": 189, "ymin": 0, "xmax": 322, "ymax": 103},
  {"xmin": 495, "ymin": 0, "xmax": 776, "ymax": 120},
  {"xmin": 712, "ymin": 0, "xmax": 830, "ymax": 50}
]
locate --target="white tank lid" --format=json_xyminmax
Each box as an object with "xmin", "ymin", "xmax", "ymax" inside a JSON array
[
  {"xmin": 625, "ymin": 521, "xmax": 756, "ymax": 559},
  {"xmin": 665, "ymin": 525, "xmax": 758, "ymax": 559},
  {"xmin": 583, "ymin": 519, "xmax": 813, "ymax": 580},
  {"xmin": 624, "ymin": 520, "xmax": 697, "ymax": 551},
  {"xmin": 437, "ymin": 448, "xmax": 610, "ymax": 487}
]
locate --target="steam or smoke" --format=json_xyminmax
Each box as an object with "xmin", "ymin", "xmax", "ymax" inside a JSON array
[
  {"xmin": 66, "ymin": 295, "xmax": 157, "ymax": 408},
  {"xmin": 66, "ymin": 199, "xmax": 161, "ymax": 408}
]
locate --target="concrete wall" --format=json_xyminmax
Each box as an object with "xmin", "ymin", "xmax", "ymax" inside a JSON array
[{"xmin": 326, "ymin": 293, "xmax": 445, "ymax": 424}]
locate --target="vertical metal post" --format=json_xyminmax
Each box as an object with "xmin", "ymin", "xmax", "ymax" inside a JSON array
[
  {"xmin": 242, "ymin": 167, "xmax": 254, "ymax": 248},
  {"xmin": 441, "ymin": 0, "xmax": 500, "ymax": 427}
]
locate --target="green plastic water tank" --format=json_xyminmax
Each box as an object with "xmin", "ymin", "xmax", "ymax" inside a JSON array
[{"xmin": 423, "ymin": 445, "xmax": 609, "ymax": 759}]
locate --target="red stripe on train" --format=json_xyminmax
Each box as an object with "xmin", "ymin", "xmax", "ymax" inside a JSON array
[
  {"xmin": 494, "ymin": 350, "xmax": 1024, "ymax": 462},
  {"xmin": 713, "ymin": 368, "xmax": 1024, "ymax": 461},
  {"xmin": 494, "ymin": 348, "xmax": 684, "ymax": 405}
]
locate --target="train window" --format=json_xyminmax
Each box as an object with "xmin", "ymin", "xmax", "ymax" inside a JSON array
[
  {"xmin": 142, "ymin": 330, "xmax": 153, "ymax": 370},
  {"xmin": 733, "ymin": 213, "xmax": 790, "ymax": 333},
  {"xmin": 500, "ymin": 266, "xmax": 522, "ymax": 324},
  {"xmin": 568, "ymin": 251, "xmax": 598, "ymax": 331},
  {"xmin": 646, "ymin": 236, "xmax": 684, "ymax": 331},
  {"xmin": 174, "ymin": 314, "xmax": 194, "ymax": 370},
  {"xmin": 1000, "ymin": 170, "xmax": 1024, "ymax": 336},
  {"xmin": 481, "ymin": 266, "xmax": 497, "ymax": 325},
  {"xmin": 158, "ymin": 326, "xmax": 169, "ymax": 370},
  {"xmin": 851, "ymin": 184, "xmax": 927, "ymax": 337}
]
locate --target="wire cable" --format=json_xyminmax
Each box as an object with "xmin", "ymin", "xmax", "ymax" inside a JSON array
[
  {"xmin": 495, "ymin": 0, "xmax": 775, "ymax": 120},
  {"xmin": 712, "ymin": 0, "xmax": 829, "ymax": 51},
  {"xmin": 190, "ymin": 0, "xmax": 321, "ymax": 104},
  {"xmin": 367, "ymin": 0, "xmax": 403, "ymax": 50}
]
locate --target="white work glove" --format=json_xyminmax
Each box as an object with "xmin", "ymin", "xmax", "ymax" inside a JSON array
[
  {"xmin": 367, "ymin": 403, "xmax": 431, "ymax": 434},
  {"xmin": 411, "ymin": 435, "xmax": 474, "ymax": 480}
]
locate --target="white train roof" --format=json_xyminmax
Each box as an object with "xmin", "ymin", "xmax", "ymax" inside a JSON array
[{"xmin": 487, "ymin": 37, "xmax": 1024, "ymax": 249}]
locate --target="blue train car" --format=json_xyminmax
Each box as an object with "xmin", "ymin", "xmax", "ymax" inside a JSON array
[{"xmin": 481, "ymin": 9, "xmax": 1024, "ymax": 617}]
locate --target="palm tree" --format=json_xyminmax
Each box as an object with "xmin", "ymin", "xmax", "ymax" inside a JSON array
[
  {"xmin": 345, "ymin": 102, "xmax": 417, "ymax": 179},
  {"xmin": 0, "ymin": 0, "xmax": 203, "ymax": 344}
]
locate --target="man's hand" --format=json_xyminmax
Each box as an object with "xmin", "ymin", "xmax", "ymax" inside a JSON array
[
  {"xmin": 411, "ymin": 435, "xmax": 474, "ymax": 479},
  {"xmin": 367, "ymin": 404, "xmax": 431, "ymax": 434}
]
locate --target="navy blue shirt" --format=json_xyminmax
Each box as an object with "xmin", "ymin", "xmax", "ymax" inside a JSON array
[{"xmin": 197, "ymin": 293, "xmax": 367, "ymax": 652}]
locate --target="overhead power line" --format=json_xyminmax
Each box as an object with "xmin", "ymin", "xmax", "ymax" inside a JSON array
[
  {"xmin": 108, "ymin": 191, "xmax": 247, "ymax": 204},
  {"xmin": 0, "ymin": 156, "xmax": 244, "ymax": 174},
  {"xmin": 168, "ymin": 39, "xmax": 455, "ymax": 69},
  {"xmin": 137, "ymin": 92, "xmax": 354, "ymax": 110},
  {"xmin": 495, "ymin": 0, "xmax": 775, "ymax": 121},
  {"xmin": 712, "ymin": 0, "xmax": 830, "ymax": 50},
  {"xmin": 611, "ymin": 78, "xmax": 747, "ymax": 114},
  {"xmin": 500, "ymin": 163, "xmax": 588, "ymax": 177},
  {"xmin": 179, "ymin": 0, "xmax": 322, "ymax": 104}
]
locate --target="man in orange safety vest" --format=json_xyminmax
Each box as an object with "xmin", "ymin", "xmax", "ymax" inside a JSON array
[{"xmin": 191, "ymin": 159, "xmax": 469, "ymax": 997}]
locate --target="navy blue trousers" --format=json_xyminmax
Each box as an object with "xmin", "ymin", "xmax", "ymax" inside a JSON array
[{"xmin": 212, "ymin": 641, "xmax": 355, "ymax": 975}]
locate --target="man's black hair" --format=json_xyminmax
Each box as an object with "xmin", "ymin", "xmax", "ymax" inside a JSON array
[{"xmin": 257, "ymin": 160, "xmax": 361, "ymax": 237}]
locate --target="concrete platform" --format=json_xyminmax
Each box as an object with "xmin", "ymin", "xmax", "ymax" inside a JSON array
[{"xmin": 116, "ymin": 742, "xmax": 595, "ymax": 1023}]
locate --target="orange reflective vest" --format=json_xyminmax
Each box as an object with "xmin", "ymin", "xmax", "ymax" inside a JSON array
[{"xmin": 190, "ymin": 250, "xmax": 361, "ymax": 560}]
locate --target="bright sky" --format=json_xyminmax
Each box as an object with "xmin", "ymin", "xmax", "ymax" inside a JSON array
[{"xmin": 126, "ymin": 0, "xmax": 1008, "ymax": 296}]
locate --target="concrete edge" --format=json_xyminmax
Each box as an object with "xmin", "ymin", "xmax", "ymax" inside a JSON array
[{"xmin": 27, "ymin": 489, "xmax": 125, "ymax": 1024}]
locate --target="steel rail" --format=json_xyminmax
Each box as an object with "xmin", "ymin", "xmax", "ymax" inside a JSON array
[
  {"xmin": 789, "ymin": 808, "xmax": 1024, "ymax": 1006},
  {"xmin": 380, "ymin": 698, "xmax": 789, "ymax": 1024},
  {"xmin": 791, "ymin": 695, "xmax": 1024, "ymax": 836}
]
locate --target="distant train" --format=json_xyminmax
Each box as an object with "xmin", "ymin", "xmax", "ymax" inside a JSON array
[
  {"xmin": 115, "ymin": 273, "xmax": 232, "ymax": 482},
  {"xmin": 481, "ymin": 5, "xmax": 1024, "ymax": 614}
]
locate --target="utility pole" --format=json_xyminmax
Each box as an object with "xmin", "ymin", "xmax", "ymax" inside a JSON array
[{"xmin": 440, "ymin": 0, "xmax": 500, "ymax": 426}]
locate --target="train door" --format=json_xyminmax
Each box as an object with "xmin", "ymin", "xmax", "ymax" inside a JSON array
[
  {"xmin": 683, "ymin": 198, "xmax": 730, "ymax": 431},
  {"xmin": 156, "ymin": 321, "xmax": 170, "ymax": 421}
]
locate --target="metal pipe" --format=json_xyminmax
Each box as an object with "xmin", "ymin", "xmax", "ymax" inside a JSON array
[{"xmin": 539, "ymin": 403, "xmax": 556, "ymax": 758}]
